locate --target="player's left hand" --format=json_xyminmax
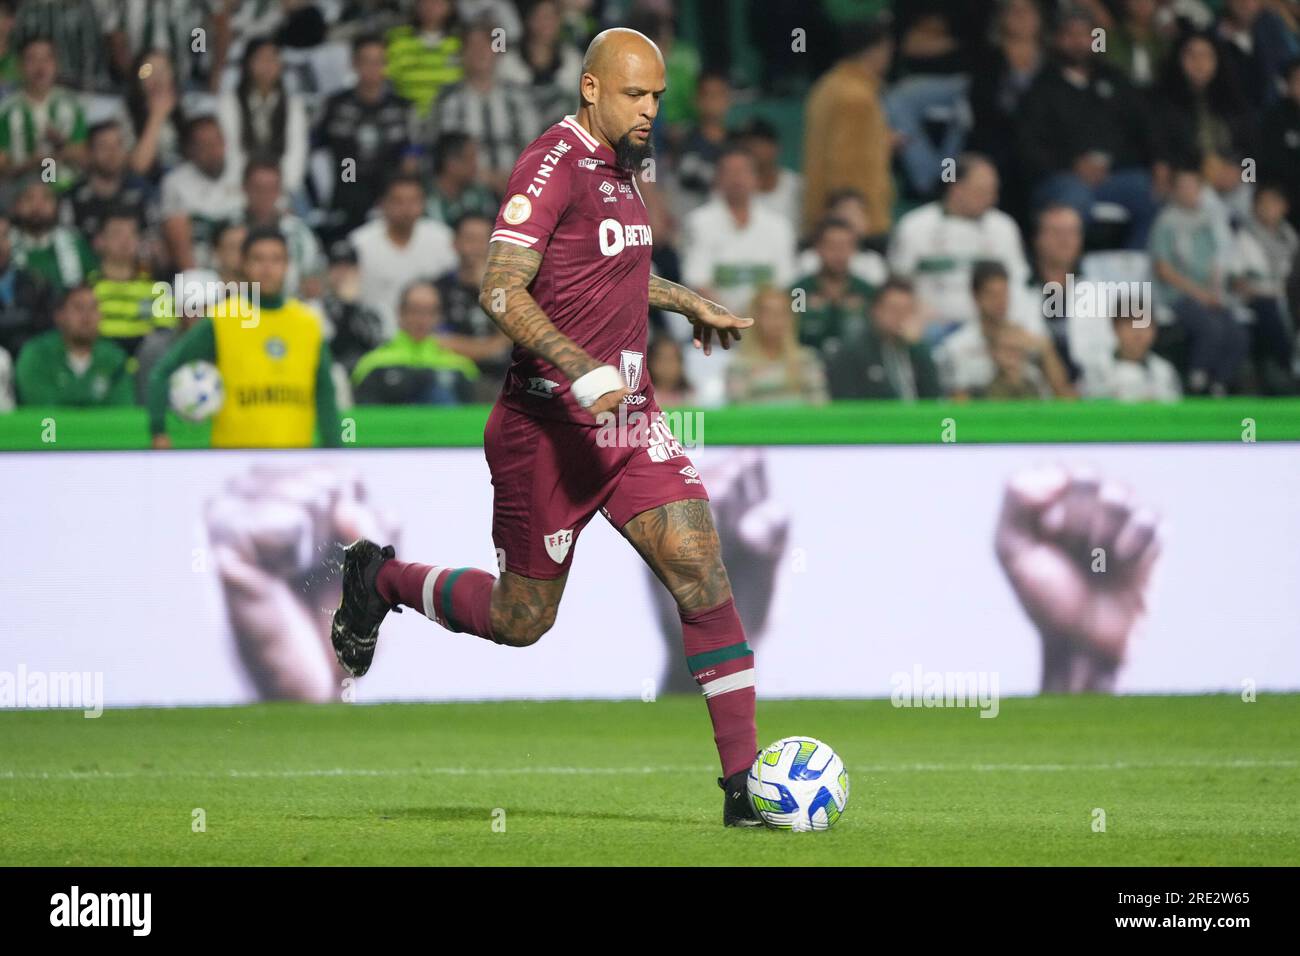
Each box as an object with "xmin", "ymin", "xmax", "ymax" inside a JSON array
[{"xmin": 691, "ymin": 301, "xmax": 753, "ymax": 356}]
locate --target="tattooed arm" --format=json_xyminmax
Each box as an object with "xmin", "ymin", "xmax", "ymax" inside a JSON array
[
  {"xmin": 648, "ymin": 274, "xmax": 754, "ymax": 356},
  {"xmin": 479, "ymin": 241, "xmax": 629, "ymax": 412}
]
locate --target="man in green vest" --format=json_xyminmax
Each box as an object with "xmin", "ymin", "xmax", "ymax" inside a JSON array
[{"xmin": 352, "ymin": 279, "xmax": 479, "ymax": 404}]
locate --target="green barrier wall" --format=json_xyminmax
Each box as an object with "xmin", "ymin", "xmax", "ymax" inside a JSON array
[{"xmin": 1, "ymin": 398, "xmax": 1298, "ymax": 450}]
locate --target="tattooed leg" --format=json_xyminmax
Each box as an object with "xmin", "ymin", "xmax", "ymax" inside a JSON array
[
  {"xmin": 490, "ymin": 570, "xmax": 568, "ymax": 647},
  {"xmin": 623, "ymin": 498, "xmax": 756, "ymax": 779},
  {"xmin": 620, "ymin": 499, "xmax": 733, "ymax": 612}
]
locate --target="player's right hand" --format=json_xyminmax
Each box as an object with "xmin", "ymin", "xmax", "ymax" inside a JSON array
[
  {"xmin": 588, "ymin": 387, "xmax": 631, "ymax": 417},
  {"xmin": 151, "ymin": 434, "xmax": 173, "ymax": 450}
]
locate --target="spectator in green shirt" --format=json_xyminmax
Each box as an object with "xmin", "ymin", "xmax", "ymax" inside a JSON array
[
  {"xmin": 385, "ymin": 0, "xmax": 463, "ymax": 114},
  {"xmin": 88, "ymin": 212, "xmax": 174, "ymax": 357},
  {"xmin": 824, "ymin": 277, "xmax": 942, "ymax": 400},
  {"xmin": 0, "ymin": 37, "xmax": 87, "ymax": 191},
  {"xmin": 424, "ymin": 131, "xmax": 498, "ymax": 228},
  {"xmin": 790, "ymin": 217, "xmax": 877, "ymax": 354},
  {"xmin": 353, "ymin": 279, "xmax": 479, "ymax": 405},
  {"xmin": 15, "ymin": 283, "xmax": 134, "ymax": 406},
  {"xmin": 9, "ymin": 179, "xmax": 96, "ymax": 293},
  {"xmin": 0, "ymin": 1, "xmax": 18, "ymax": 97}
]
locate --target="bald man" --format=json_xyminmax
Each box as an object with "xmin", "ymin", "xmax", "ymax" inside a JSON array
[{"xmin": 331, "ymin": 29, "xmax": 762, "ymax": 826}]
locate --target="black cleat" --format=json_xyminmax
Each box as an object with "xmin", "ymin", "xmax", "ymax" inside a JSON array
[
  {"xmin": 720, "ymin": 768, "xmax": 763, "ymax": 828},
  {"xmin": 331, "ymin": 540, "xmax": 400, "ymax": 677}
]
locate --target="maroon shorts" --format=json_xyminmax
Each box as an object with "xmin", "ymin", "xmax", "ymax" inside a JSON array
[{"xmin": 484, "ymin": 400, "xmax": 709, "ymax": 579}]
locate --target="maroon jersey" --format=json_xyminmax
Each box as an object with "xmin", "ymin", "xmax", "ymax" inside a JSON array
[{"xmin": 490, "ymin": 115, "xmax": 655, "ymax": 422}]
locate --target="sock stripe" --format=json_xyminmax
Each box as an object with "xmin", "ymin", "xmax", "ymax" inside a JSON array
[
  {"xmin": 420, "ymin": 566, "xmax": 445, "ymax": 622},
  {"xmin": 686, "ymin": 641, "xmax": 751, "ymax": 673},
  {"xmin": 701, "ymin": 668, "xmax": 756, "ymax": 699},
  {"xmin": 440, "ymin": 568, "xmax": 468, "ymax": 632}
]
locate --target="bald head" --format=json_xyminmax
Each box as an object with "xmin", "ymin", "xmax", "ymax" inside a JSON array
[
  {"xmin": 577, "ymin": 28, "xmax": 666, "ymax": 170},
  {"xmin": 582, "ymin": 28, "xmax": 663, "ymax": 77}
]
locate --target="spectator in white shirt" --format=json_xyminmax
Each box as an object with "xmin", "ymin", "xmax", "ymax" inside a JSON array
[
  {"xmin": 888, "ymin": 153, "xmax": 1030, "ymax": 337},
  {"xmin": 934, "ymin": 260, "xmax": 1075, "ymax": 398},
  {"xmin": 348, "ymin": 174, "xmax": 457, "ymax": 338},
  {"xmin": 737, "ymin": 116, "xmax": 802, "ymax": 229},
  {"xmin": 1082, "ymin": 308, "xmax": 1182, "ymax": 402},
  {"xmin": 217, "ymin": 37, "xmax": 309, "ymax": 199},
  {"xmin": 682, "ymin": 144, "xmax": 797, "ymax": 315},
  {"xmin": 160, "ymin": 116, "xmax": 245, "ymax": 271},
  {"xmin": 242, "ymin": 159, "xmax": 324, "ymax": 300},
  {"xmin": 681, "ymin": 145, "xmax": 797, "ymax": 405},
  {"xmin": 795, "ymin": 187, "xmax": 889, "ymax": 286}
]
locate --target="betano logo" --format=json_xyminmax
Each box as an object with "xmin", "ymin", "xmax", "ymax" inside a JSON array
[
  {"xmin": 50, "ymin": 886, "xmax": 151, "ymax": 936},
  {"xmin": 598, "ymin": 220, "xmax": 652, "ymax": 257}
]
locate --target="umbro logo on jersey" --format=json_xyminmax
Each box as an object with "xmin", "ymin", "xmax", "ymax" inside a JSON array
[{"xmin": 599, "ymin": 181, "xmax": 615, "ymax": 195}]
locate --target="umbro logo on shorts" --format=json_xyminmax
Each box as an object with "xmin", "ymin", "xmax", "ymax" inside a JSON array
[{"xmin": 680, "ymin": 466, "xmax": 702, "ymax": 485}]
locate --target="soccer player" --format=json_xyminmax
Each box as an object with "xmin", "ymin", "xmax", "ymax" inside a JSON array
[{"xmin": 331, "ymin": 29, "xmax": 762, "ymax": 826}]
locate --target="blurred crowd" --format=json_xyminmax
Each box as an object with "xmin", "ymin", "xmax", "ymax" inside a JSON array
[{"xmin": 1, "ymin": 0, "xmax": 1299, "ymax": 417}]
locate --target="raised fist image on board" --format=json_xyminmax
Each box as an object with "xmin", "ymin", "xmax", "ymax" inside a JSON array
[
  {"xmin": 995, "ymin": 465, "xmax": 1161, "ymax": 694},
  {"xmin": 205, "ymin": 464, "xmax": 398, "ymax": 701}
]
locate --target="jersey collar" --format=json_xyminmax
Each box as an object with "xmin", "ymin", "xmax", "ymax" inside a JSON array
[{"xmin": 561, "ymin": 114, "xmax": 622, "ymax": 168}]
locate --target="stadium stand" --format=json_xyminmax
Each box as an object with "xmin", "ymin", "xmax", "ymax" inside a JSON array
[{"xmin": 0, "ymin": 0, "xmax": 1298, "ymax": 439}]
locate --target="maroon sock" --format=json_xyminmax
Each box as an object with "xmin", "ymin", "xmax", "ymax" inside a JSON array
[
  {"xmin": 680, "ymin": 598, "xmax": 757, "ymax": 779},
  {"xmin": 375, "ymin": 559, "xmax": 496, "ymax": 641}
]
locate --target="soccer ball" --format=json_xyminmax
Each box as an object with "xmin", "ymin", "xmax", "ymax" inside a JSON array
[
  {"xmin": 747, "ymin": 737, "xmax": 849, "ymax": 831},
  {"xmin": 169, "ymin": 360, "xmax": 224, "ymax": 422}
]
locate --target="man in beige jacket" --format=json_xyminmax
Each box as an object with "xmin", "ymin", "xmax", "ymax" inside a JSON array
[{"xmin": 802, "ymin": 21, "xmax": 896, "ymax": 240}]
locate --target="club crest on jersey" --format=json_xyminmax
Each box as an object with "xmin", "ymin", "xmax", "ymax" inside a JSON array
[
  {"xmin": 503, "ymin": 194, "xmax": 532, "ymax": 225},
  {"xmin": 619, "ymin": 350, "xmax": 644, "ymax": 391},
  {"xmin": 544, "ymin": 528, "xmax": 574, "ymax": 564},
  {"xmin": 598, "ymin": 219, "xmax": 653, "ymax": 257}
]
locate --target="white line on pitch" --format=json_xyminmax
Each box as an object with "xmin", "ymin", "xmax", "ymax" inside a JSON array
[{"xmin": 0, "ymin": 758, "xmax": 1295, "ymax": 782}]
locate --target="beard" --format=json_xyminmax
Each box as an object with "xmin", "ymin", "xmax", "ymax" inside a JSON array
[
  {"xmin": 15, "ymin": 212, "xmax": 56, "ymax": 236},
  {"xmin": 614, "ymin": 130, "xmax": 654, "ymax": 172}
]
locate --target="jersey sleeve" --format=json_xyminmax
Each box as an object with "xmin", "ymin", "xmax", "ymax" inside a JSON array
[{"xmin": 489, "ymin": 136, "xmax": 574, "ymax": 259}]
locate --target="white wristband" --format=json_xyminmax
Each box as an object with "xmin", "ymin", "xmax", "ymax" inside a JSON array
[{"xmin": 571, "ymin": 365, "xmax": 625, "ymax": 408}]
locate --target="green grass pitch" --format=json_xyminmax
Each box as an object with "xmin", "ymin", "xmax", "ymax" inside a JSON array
[{"xmin": 1, "ymin": 695, "xmax": 1297, "ymax": 866}]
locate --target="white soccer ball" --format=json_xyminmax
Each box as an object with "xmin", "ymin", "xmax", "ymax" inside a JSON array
[
  {"xmin": 169, "ymin": 360, "xmax": 224, "ymax": 422},
  {"xmin": 747, "ymin": 736, "xmax": 849, "ymax": 831}
]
